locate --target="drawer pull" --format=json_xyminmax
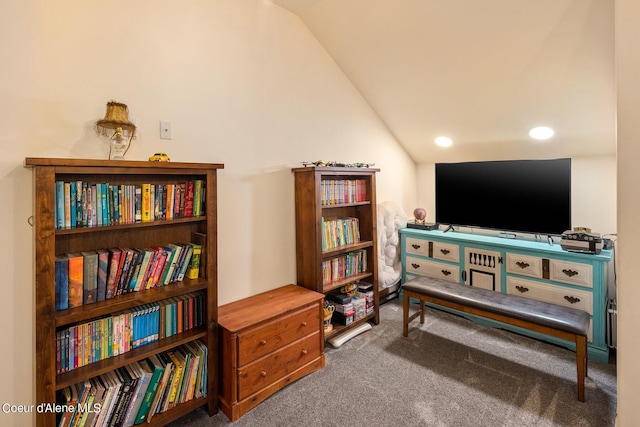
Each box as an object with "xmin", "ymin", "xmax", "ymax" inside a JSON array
[
  {"xmin": 441, "ymin": 270, "xmax": 452, "ymax": 276},
  {"xmin": 562, "ymin": 269, "xmax": 579, "ymax": 277},
  {"xmin": 260, "ymin": 371, "xmax": 267, "ymax": 377},
  {"xmin": 301, "ymin": 321, "xmax": 307, "ymax": 327},
  {"xmin": 440, "ymin": 249, "xmax": 450, "ymax": 255},
  {"xmin": 411, "ymin": 244, "xmax": 421, "ymax": 250},
  {"xmin": 516, "ymin": 261, "xmax": 530, "ymax": 269},
  {"xmin": 515, "ymin": 285, "xmax": 529, "ymax": 293},
  {"xmin": 564, "ymin": 295, "xmax": 581, "ymax": 304},
  {"xmin": 411, "ymin": 263, "xmax": 420, "ymax": 269},
  {"xmin": 301, "ymin": 349, "xmax": 308, "ymax": 355},
  {"xmin": 260, "ymin": 340, "xmax": 267, "ymax": 346}
]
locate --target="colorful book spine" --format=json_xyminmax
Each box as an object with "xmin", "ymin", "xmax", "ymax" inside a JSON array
[
  {"xmin": 75, "ymin": 180, "xmax": 83, "ymax": 227},
  {"xmin": 96, "ymin": 248, "xmax": 109, "ymax": 302},
  {"xmin": 69, "ymin": 181, "xmax": 77, "ymax": 229},
  {"xmin": 82, "ymin": 251, "xmax": 98, "ymax": 305},
  {"xmin": 186, "ymin": 244, "xmax": 201, "ymax": 280},
  {"xmin": 55, "ymin": 255, "xmax": 69, "ymax": 311},
  {"xmin": 63, "ymin": 182, "xmax": 71, "ymax": 229},
  {"xmin": 67, "ymin": 253, "xmax": 84, "ymax": 308},
  {"xmin": 55, "ymin": 181, "xmax": 64, "ymax": 229},
  {"xmin": 165, "ymin": 184, "xmax": 174, "ymax": 220},
  {"xmin": 141, "ymin": 183, "xmax": 151, "ymax": 222},
  {"xmin": 105, "ymin": 248, "xmax": 122, "ymax": 300},
  {"xmin": 193, "ymin": 180, "xmax": 203, "ymax": 216},
  {"xmin": 183, "ymin": 181, "xmax": 195, "ymax": 217},
  {"xmin": 81, "ymin": 182, "xmax": 89, "ymax": 227},
  {"xmin": 135, "ymin": 356, "xmax": 165, "ymax": 424}
]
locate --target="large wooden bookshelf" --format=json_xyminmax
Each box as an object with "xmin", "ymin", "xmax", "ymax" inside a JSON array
[
  {"xmin": 291, "ymin": 166, "xmax": 380, "ymax": 339},
  {"xmin": 25, "ymin": 158, "xmax": 223, "ymax": 427}
]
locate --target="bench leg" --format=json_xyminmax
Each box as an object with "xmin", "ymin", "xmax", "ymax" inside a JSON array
[
  {"xmin": 576, "ymin": 335, "xmax": 588, "ymax": 402},
  {"xmin": 403, "ymin": 291, "xmax": 424, "ymax": 337},
  {"xmin": 403, "ymin": 291, "xmax": 409, "ymax": 337}
]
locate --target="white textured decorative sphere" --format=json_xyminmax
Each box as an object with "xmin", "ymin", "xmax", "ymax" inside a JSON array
[{"xmin": 413, "ymin": 208, "xmax": 427, "ymax": 221}]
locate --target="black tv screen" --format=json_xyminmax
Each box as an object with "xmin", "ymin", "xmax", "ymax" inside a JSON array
[{"xmin": 435, "ymin": 158, "xmax": 571, "ymax": 235}]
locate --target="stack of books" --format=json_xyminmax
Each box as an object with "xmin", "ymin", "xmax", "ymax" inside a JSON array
[
  {"xmin": 55, "ymin": 243, "xmax": 202, "ymax": 310},
  {"xmin": 56, "ymin": 292, "xmax": 205, "ymax": 374},
  {"xmin": 54, "ymin": 179, "xmax": 206, "ymax": 229},
  {"xmin": 56, "ymin": 339, "xmax": 208, "ymax": 427}
]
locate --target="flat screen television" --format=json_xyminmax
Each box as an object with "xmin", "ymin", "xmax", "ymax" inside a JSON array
[{"xmin": 435, "ymin": 158, "xmax": 571, "ymax": 236}]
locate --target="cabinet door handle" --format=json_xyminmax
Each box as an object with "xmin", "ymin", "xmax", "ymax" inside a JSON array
[
  {"xmin": 515, "ymin": 285, "xmax": 529, "ymax": 293},
  {"xmin": 260, "ymin": 340, "xmax": 267, "ymax": 346},
  {"xmin": 562, "ymin": 269, "xmax": 579, "ymax": 277},
  {"xmin": 411, "ymin": 244, "xmax": 421, "ymax": 250},
  {"xmin": 516, "ymin": 261, "xmax": 530, "ymax": 269},
  {"xmin": 564, "ymin": 295, "xmax": 581, "ymax": 304},
  {"xmin": 411, "ymin": 263, "xmax": 420, "ymax": 269},
  {"xmin": 440, "ymin": 249, "xmax": 450, "ymax": 255},
  {"xmin": 441, "ymin": 270, "xmax": 451, "ymax": 276}
]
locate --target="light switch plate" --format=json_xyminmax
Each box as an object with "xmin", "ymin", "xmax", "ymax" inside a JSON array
[{"xmin": 160, "ymin": 121, "xmax": 172, "ymax": 139}]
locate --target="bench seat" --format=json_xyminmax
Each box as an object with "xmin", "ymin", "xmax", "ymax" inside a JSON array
[{"xmin": 401, "ymin": 275, "xmax": 590, "ymax": 401}]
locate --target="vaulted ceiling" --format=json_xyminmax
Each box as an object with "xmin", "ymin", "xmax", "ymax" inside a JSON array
[{"xmin": 273, "ymin": 0, "xmax": 616, "ymax": 163}]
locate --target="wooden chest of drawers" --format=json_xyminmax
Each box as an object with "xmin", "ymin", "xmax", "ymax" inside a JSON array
[{"xmin": 218, "ymin": 285, "xmax": 325, "ymax": 421}]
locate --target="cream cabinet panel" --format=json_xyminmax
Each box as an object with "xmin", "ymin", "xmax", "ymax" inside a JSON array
[
  {"xmin": 405, "ymin": 238, "xmax": 460, "ymax": 263},
  {"xmin": 549, "ymin": 260, "xmax": 593, "ymax": 288},
  {"xmin": 506, "ymin": 277, "xmax": 593, "ymax": 341},
  {"xmin": 405, "ymin": 237, "xmax": 430, "ymax": 257},
  {"xmin": 432, "ymin": 241, "xmax": 460, "ymax": 263},
  {"xmin": 506, "ymin": 276, "xmax": 593, "ymax": 315},
  {"xmin": 505, "ymin": 253, "xmax": 543, "ymax": 278},
  {"xmin": 406, "ymin": 256, "xmax": 459, "ymax": 282}
]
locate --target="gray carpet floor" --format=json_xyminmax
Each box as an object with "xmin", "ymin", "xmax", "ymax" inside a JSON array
[{"xmin": 169, "ymin": 298, "xmax": 617, "ymax": 426}]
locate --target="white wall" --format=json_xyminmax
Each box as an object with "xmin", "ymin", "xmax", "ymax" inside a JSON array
[
  {"xmin": 615, "ymin": 0, "xmax": 640, "ymax": 425},
  {"xmin": 0, "ymin": 1, "xmax": 416, "ymax": 426},
  {"xmin": 415, "ymin": 155, "xmax": 617, "ymax": 237}
]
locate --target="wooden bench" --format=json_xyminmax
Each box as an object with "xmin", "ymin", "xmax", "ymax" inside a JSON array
[{"xmin": 401, "ymin": 275, "xmax": 590, "ymax": 401}]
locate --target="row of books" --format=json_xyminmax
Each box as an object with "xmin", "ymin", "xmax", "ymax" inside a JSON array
[
  {"xmin": 57, "ymin": 339, "xmax": 207, "ymax": 427},
  {"xmin": 321, "ymin": 250, "xmax": 368, "ymax": 285},
  {"xmin": 56, "ymin": 292, "xmax": 205, "ymax": 374},
  {"xmin": 54, "ymin": 180, "xmax": 206, "ymax": 230},
  {"xmin": 321, "ymin": 217, "xmax": 361, "ymax": 251},
  {"xmin": 320, "ymin": 179, "xmax": 368, "ymax": 205},
  {"xmin": 55, "ymin": 243, "xmax": 202, "ymax": 311}
]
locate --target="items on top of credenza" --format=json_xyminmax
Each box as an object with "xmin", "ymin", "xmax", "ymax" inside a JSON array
[
  {"xmin": 301, "ymin": 160, "xmax": 375, "ymax": 168},
  {"xmin": 561, "ymin": 227, "xmax": 604, "ymax": 254}
]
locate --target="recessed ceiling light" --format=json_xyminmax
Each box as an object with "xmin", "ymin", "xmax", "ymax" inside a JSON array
[
  {"xmin": 435, "ymin": 136, "xmax": 453, "ymax": 147},
  {"xmin": 529, "ymin": 126, "xmax": 554, "ymax": 140}
]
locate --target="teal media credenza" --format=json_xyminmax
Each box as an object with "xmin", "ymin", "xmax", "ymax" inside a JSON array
[{"xmin": 399, "ymin": 228, "xmax": 613, "ymax": 362}]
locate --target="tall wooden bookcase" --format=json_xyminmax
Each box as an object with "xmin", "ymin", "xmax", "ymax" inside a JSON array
[
  {"xmin": 292, "ymin": 166, "xmax": 379, "ymax": 339},
  {"xmin": 25, "ymin": 158, "xmax": 223, "ymax": 427}
]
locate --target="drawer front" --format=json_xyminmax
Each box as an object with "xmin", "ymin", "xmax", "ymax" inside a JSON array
[
  {"xmin": 405, "ymin": 238, "xmax": 459, "ymax": 263},
  {"xmin": 238, "ymin": 305, "xmax": 320, "ymax": 365},
  {"xmin": 549, "ymin": 260, "xmax": 593, "ymax": 288},
  {"xmin": 506, "ymin": 253, "xmax": 543, "ymax": 278},
  {"xmin": 405, "ymin": 237, "xmax": 430, "ymax": 257},
  {"xmin": 432, "ymin": 241, "xmax": 460, "ymax": 263},
  {"xmin": 506, "ymin": 276, "xmax": 593, "ymax": 315},
  {"xmin": 238, "ymin": 331, "xmax": 321, "ymax": 400},
  {"xmin": 406, "ymin": 256, "xmax": 459, "ymax": 282}
]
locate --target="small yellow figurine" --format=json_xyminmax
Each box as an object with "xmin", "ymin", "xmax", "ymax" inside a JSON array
[{"xmin": 148, "ymin": 152, "xmax": 170, "ymax": 162}]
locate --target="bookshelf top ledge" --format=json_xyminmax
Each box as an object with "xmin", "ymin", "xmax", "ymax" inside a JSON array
[
  {"xmin": 24, "ymin": 157, "xmax": 224, "ymax": 170},
  {"xmin": 291, "ymin": 166, "xmax": 379, "ymax": 173}
]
